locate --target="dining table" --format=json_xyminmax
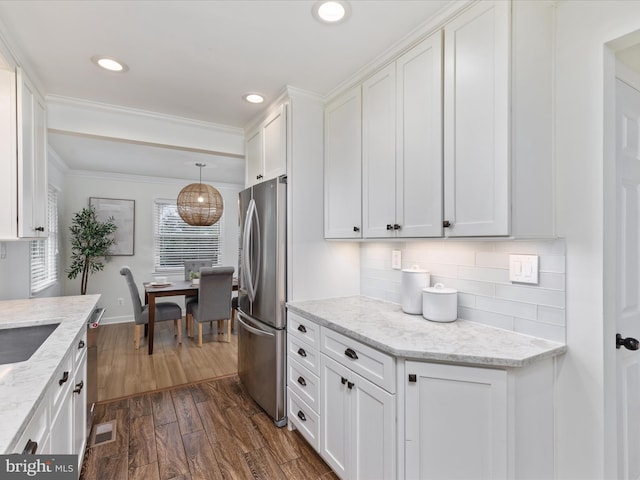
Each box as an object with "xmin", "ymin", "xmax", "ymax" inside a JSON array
[{"xmin": 143, "ymin": 278, "xmax": 238, "ymax": 355}]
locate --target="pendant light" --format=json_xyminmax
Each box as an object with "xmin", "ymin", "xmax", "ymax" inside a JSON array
[{"xmin": 177, "ymin": 163, "xmax": 224, "ymax": 226}]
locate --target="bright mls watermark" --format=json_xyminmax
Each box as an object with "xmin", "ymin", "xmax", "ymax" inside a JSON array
[{"xmin": 0, "ymin": 455, "xmax": 77, "ymax": 480}]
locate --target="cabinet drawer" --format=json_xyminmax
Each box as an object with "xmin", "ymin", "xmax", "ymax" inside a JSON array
[
  {"xmin": 321, "ymin": 328, "xmax": 396, "ymax": 393},
  {"xmin": 288, "ymin": 335, "xmax": 320, "ymax": 376},
  {"xmin": 288, "ymin": 388, "xmax": 320, "ymax": 451},
  {"xmin": 288, "ymin": 358, "xmax": 320, "ymax": 412},
  {"xmin": 51, "ymin": 350, "xmax": 73, "ymax": 410},
  {"xmin": 287, "ymin": 311, "xmax": 320, "ymax": 349},
  {"xmin": 13, "ymin": 392, "xmax": 49, "ymax": 454},
  {"xmin": 74, "ymin": 330, "xmax": 87, "ymax": 366}
]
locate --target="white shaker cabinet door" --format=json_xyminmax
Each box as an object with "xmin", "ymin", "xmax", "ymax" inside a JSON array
[
  {"xmin": 324, "ymin": 86, "xmax": 362, "ymax": 239},
  {"xmin": 405, "ymin": 361, "xmax": 507, "ymax": 480},
  {"xmin": 263, "ymin": 103, "xmax": 286, "ymax": 182},
  {"xmin": 17, "ymin": 67, "xmax": 47, "ymax": 238},
  {"xmin": 395, "ymin": 32, "xmax": 443, "ymax": 238},
  {"xmin": 362, "ymin": 63, "xmax": 396, "ymax": 238},
  {"xmin": 245, "ymin": 128, "xmax": 262, "ymax": 187},
  {"xmin": 443, "ymin": 0, "xmax": 510, "ymax": 237}
]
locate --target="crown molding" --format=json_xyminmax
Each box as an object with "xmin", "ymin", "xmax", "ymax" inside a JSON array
[{"xmin": 323, "ymin": 0, "xmax": 475, "ymax": 104}]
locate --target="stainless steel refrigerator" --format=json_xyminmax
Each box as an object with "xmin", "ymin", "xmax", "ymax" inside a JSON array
[{"xmin": 237, "ymin": 175, "xmax": 287, "ymax": 427}]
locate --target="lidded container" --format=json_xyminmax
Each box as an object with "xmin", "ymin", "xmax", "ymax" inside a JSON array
[
  {"xmin": 422, "ymin": 283, "xmax": 458, "ymax": 322},
  {"xmin": 401, "ymin": 266, "xmax": 430, "ymax": 314}
]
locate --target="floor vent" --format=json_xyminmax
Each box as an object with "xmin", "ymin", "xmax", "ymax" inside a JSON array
[{"xmin": 90, "ymin": 420, "xmax": 117, "ymax": 447}]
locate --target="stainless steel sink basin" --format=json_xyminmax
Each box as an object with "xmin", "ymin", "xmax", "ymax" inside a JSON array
[{"xmin": 0, "ymin": 323, "xmax": 60, "ymax": 365}]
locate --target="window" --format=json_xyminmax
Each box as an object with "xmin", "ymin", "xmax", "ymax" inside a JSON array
[
  {"xmin": 30, "ymin": 185, "xmax": 59, "ymax": 294},
  {"xmin": 153, "ymin": 199, "xmax": 222, "ymax": 273}
]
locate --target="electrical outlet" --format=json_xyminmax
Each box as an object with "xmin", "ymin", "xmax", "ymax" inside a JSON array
[
  {"xmin": 117, "ymin": 297, "xmax": 124, "ymax": 306},
  {"xmin": 391, "ymin": 250, "xmax": 402, "ymax": 270}
]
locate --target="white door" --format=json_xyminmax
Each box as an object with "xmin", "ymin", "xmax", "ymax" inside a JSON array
[{"xmin": 616, "ymin": 77, "xmax": 640, "ymax": 480}]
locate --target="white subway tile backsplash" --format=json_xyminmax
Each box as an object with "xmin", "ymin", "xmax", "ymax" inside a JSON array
[
  {"xmin": 360, "ymin": 239, "xmax": 566, "ymax": 343},
  {"xmin": 458, "ymin": 306, "xmax": 515, "ymax": 330},
  {"xmin": 539, "ymin": 255, "xmax": 566, "ymax": 273},
  {"xmin": 514, "ymin": 317, "xmax": 566, "ymax": 344},
  {"xmin": 475, "ymin": 251, "xmax": 510, "ymax": 268},
  {"xmin": 457, "ymin": 265, "xmax": 510, "ymax": 284},
  {"xmin": 537, "ymin": 306, "xmax": 566, "ymax": 326},
  {"xmin": 495, "ymin": 284, "xmax": 565, "ymax": 309},
  {"xmin": 538, "ymin": 272, "xmax": 565, "ymax": 291},
  {"xmin": 475, "ymin": 296, "xmax": 537, "ymax": 321}
]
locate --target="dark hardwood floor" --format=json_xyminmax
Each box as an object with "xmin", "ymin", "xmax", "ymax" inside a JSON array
[{"xmin": 81, "ymin": 375, "xmax": 337, "ymax": 480}]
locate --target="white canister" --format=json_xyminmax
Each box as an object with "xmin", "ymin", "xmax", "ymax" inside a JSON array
[
  {"xmin": 422, "ymin": 283, "xmax": 458, "ymax": 322},
  {"xmin": 401, "ymin": 266, "xmax": 430, "ymax": 314}
]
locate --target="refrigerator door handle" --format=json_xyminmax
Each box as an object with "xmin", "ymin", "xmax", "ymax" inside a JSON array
[
  {"xmin": 242, "ymin": 199, "xmax": 256, "ymax": 301},
  {"xmin": 251, "ymin": 201, "xmax": 261, "ymax": 302},
  {"xmin": 238, "ymin": 312, "xmax": 275, "ymax": 337}
]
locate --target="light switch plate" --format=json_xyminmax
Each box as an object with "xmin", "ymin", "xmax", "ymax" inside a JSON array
[
  {"xmin": 509, "ymin": 254, "xmax": 539, "ymax": 285},
  {"xmin": 391, "ymin": 250, "xmax": 402, "ymax": 270}
]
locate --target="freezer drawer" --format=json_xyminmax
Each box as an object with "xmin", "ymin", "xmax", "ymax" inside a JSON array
[{"xmin": 237, "ymin": 310, "xmax": 287, "ymax": 427}]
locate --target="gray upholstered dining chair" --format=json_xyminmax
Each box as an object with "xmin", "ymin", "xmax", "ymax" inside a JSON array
[
  {"xmin": 190, "ymin": 266, "xmax": 235, "ymax": 347},
  {"xmin": 119, "ymin": 266, "xmax": 183, "ymax": 350},
  {"xmin": 184, "ymin": 259, "xmax": 211, "ymax": 337}
]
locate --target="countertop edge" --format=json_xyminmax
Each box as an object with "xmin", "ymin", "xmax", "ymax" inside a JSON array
[{"xmin": 286, "ymin": 300, "xmax": 566, "ymax": 369}]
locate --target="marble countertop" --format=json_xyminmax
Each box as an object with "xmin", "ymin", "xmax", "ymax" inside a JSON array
[
  {"xmin": 287, "ymin": 296, "xmax": 566, "ymax": 368},
  {"xmin": 0, "ymin": 295, "xmax": 100, "ymax": 453}
]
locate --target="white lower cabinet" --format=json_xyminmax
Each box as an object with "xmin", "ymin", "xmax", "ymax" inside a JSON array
[
  {"xmin": 320, "ymin": 355, "xmax": 395, "ymax": 480},
  {"xmin": 72, "ymin": 348, "xmax": 88, "ymax": 471},
  {"xmin": 404, "ymin": 359, "xmax": 555, "ymax": 480},
  {"xmin": 405, "ymin": 362, "xmax": 507, "ymax": 480}
]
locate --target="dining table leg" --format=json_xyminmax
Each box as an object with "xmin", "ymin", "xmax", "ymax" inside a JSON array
[{"xmin": 148, "ymin": 293, "xmax": 155, "ymax": 355}]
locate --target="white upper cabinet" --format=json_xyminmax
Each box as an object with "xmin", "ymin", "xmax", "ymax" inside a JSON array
[
  {"xmin": 324, "ymin": 86, "xmax": 362, "ymax": 239},
  {"xmin": 396, "ymin": 32, "xmax": 443, "ymax": 237},
  {"xmin": 245, "ymin": 103, "xmax": 287, "ymax": 187},
  {"xmin": 362, "ymin": 32, "xmax": 443, "ymax": 238},
  {"xmin": 0, "ymin": 65, "xmax": 47, "ymax": 240},
  {"xmin": 443, "ymin": 0, "xmax": 554, "ymax": 238},
  {"xmin": 443, "ymin": 0, "xmax": 510, "ymax": 237},
  {"xmin": 324, "ymin": 0, "xmax": 555, "ymax": 240},
  {"xmin": 18, "ymin": 67, "xmax": 48, "ymax": 238}
]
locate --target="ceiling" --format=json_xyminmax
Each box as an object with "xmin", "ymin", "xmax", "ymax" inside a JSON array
[{"xmin": 0, "ymin": 0, "xmax": 457, "ymax": 183}]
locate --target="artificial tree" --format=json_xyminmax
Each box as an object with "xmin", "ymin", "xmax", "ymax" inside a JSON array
[{"xmin": 67, "ymin": 206, "xmax": 117, "ymax": 295}]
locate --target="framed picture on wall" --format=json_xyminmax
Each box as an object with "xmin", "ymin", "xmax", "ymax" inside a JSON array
[{"xmin": 89, "ymin": 197, "xmax": 135, "ymax": 256}]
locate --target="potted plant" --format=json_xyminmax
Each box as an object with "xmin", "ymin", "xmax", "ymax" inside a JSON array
[
  {"xmin": 189, "ymin": 271, "xmax": 201, "ymax": 285},
  {"xmin": 67, "ymin": 206, "xmax": 118, "ymax": 295}
]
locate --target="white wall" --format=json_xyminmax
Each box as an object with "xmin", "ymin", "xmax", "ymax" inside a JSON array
[
  {"xmin": 554, "ymin": 1, "xmax": 640, "ymax": 478},
  {"xmin": 360, "ymin": 240, "xmax": 566, "ymax": 343},
  {"xmin": 62, "ymin": 171, "xmax": 242, "ymax": 323}
]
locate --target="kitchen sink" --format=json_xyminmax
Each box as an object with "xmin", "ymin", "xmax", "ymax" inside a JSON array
[{"xmin": 0, "ymin": 323, "xmax": 60, "ymax": 365}]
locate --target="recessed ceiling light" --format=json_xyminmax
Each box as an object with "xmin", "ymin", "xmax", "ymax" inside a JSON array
[
  {"xmin": 312, "ymin": 1, "xmax": 351, "ymax": 24},
  {"xmin": 91, "ymin": 55, "xmax": 129, "ymax": 73},
  {"xmin": 243, "ymin": 93, "xmax": 264, "ymax": 104}
]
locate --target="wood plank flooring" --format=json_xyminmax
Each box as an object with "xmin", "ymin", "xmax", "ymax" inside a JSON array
[
  {"xmin": 81, "ymin": 375, "xmax": 337, "ymax": 480},
  {"xmin": 98, "ymin": 321, "xmax": 237, "ymax": 401}
]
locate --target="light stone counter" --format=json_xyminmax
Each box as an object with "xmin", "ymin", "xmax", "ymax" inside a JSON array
[
  {"xmin": 0, "ymin": 295, "xmax": 100, "ymax": 453},
  {"xmin": 287, "ymin": 296, "xmax": 566, "ymax": 368}
]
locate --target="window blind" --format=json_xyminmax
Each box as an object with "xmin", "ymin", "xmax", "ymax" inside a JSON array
[
  {"xmin": 153, "ymin": 199, "xmax": 222, "ymax": 273},
  {"xmin": 30, "ymin": 185, "xmax": 59, "ymax": 294}
]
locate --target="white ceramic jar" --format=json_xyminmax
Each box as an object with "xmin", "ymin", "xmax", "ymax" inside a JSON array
[
  {"xmin": 422, "ymin": 283, "xmax": 458, "ymax": 322},
  {"xmin": 401, "ymin": 266, "xmax": 430, "ymax": 314}
]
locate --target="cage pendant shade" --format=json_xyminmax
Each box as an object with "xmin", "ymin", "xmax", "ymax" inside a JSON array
[{"xmin": 177, "ymin": 164, "xmax": 224, "ymax": 226}]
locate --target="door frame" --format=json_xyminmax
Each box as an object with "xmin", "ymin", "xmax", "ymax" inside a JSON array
[{"xmin": 603, "ymin": 37, "xmax": 640, "ymax": 478}]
